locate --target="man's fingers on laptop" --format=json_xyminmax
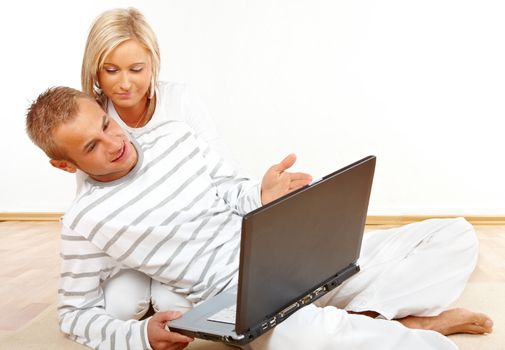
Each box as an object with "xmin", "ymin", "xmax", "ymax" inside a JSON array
[
  {"xmin": 153, "ymin": 310, "xmax": 183, "ymax": 322},
  {"xmin": 165, "ymin": 331, "xmax": 194, "ymax": 343},
  {"xmin": 149, "ymin": 328, "xmax": 193, "ymax": 349},
  {"xmin": 148, "ymin": 311, "xmax": 193, "ymax": 349}
]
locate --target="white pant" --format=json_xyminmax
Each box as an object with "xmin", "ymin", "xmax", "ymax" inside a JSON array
[
  {"xmin": 103, "ymin": 270, "xmax": 192, "ymax": 320},
  {"xmin": 104, "ymin": 218, "xmax": 477, "ymax": 349}
]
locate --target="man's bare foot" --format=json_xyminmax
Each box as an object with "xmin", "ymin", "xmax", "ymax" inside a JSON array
[{"xmin": 398, "ymin": 308, "xmax": 493, "ymax": 335}]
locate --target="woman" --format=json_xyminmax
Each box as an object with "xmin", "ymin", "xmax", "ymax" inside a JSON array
[
  {"xmin": 77, "ymin": 7, "xmax": 234, "ymax": 321},
  {"xmin": 81, "ymin": 7, "xmax": 231, "ymax": 158}
]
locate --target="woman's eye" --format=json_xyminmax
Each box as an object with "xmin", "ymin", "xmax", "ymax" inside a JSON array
[
  {"xmin": 105, "ymin": 68, "xmax": 117, "ymax": 73},
  {"xmin": 131, "ymin": 67, "xmax": 143, "ymax": 73}
]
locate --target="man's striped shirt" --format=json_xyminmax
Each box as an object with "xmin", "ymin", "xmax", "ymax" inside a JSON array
[{"xmin": 58, "ymin": 120, "xmax": 261, "ymax": 349}]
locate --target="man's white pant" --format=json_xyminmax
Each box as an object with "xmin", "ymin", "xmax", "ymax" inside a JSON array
[{"xmin": 104, "ymin": 218, "xmax": 478, "ymax": 349}]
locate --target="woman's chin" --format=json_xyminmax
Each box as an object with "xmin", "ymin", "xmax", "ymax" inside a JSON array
[{"xmin": 112, "ymin": 96, "xmax": 147, "ymax": 110}]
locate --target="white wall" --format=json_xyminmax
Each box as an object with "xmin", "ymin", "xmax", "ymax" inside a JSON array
[{"xmin": 2, "ymin": 0, "xmax": 505, "ymax": 215}]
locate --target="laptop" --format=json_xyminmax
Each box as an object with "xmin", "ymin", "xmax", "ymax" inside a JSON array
[{"xmin": 168, "ymin": 155, "xmax": 376, "ymax": 345}]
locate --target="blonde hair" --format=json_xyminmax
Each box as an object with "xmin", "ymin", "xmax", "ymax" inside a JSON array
[
  {"xmin": 26, "ymin": 87, "xmax": 93, "ymax": 159},
  {"xmin": 81, "ymin": 7, "xmax": 160, "ymax": 117}
]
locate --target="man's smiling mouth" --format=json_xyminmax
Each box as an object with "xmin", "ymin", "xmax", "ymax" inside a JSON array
[{"xmin": 111, "ymin": 141, "xmax": 126, "ymax": 162}]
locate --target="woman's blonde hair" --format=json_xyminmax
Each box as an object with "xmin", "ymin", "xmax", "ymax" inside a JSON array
[{"xmin": 81, "ymin": 7, "xmax": 160, "ymax": 116}]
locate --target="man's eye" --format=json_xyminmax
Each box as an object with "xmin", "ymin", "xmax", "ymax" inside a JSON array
[{"xmin": 87, "ymin": 143, "xmax": 96, "ymax": 153}]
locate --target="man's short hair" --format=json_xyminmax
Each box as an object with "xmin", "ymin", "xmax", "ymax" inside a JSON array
[{"xmin": 26, "ymin": 87, "xmax": 92, "ymax": 159}]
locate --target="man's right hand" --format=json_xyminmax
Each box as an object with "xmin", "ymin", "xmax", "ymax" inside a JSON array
[{"xmin": 147, "ymin": 311, "xmax": 194, "ymax": 350}]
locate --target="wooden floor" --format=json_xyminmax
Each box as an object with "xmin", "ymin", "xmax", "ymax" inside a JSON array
[
  {"xmin": 0, "ymin": 220, "xmax": 504, "ymax": 338},
  {"xmin": 0, "ymin": 221, "xmax": 60, "ymax": 337}
]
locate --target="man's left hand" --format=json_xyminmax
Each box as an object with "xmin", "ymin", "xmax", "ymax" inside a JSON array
[{"xmin": 261, "ymin": 154, "xmax": 312, "ymax": 205}]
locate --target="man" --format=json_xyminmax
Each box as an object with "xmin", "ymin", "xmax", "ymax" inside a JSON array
[{"xmin": 27, "ymin": 87, "xmax": 492, "ymax": 350}]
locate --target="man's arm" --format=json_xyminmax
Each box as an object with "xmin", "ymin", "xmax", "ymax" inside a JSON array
[
  {"xmin": 195, "ymin": 136, "xmax": 262, "ymax": 215},
  {"xmin": 59, "ymin": 225, "xmax": 192, "ymax": 350},
  {"xmin": 197, "ymin": 135, "xmax": 311, "ymax": 212}
]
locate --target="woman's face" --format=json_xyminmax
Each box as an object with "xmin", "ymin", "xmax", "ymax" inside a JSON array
[{"xmin": 98, "ymin": 39, "xmax": 152, "ymax": 110}]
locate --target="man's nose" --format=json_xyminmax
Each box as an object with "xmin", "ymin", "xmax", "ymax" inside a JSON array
[{"xmin": 105, "ymin": 136, "xmax": 122, "ymax": 153}]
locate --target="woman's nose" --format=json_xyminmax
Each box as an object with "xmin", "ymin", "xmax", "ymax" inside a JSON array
[{"xmin": 119, "ymin": 73, "xmax": 132, "ymax": 90}]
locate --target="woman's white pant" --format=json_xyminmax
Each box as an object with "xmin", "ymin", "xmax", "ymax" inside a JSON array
[
  {"xmin": 104, "ymin": 218, "xmax": 478, "ymax": 349},
  {"xmin": 102, "ymin": 270, "xmax": 193, "ymax": 320}
]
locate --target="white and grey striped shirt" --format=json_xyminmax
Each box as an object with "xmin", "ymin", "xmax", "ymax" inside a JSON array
[{"xmin": 58, "ymin": 120, "xmax": 261, "ymax": 349}]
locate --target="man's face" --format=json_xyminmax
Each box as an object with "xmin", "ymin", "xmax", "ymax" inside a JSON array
[{"xmin": 51, "ymin": 98, "xmax": 138, "ymax": 182}]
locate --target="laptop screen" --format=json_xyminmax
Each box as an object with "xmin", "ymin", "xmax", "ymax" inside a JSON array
[{"xmin": 235, "ymin": 156, "xmax": 375, "ymax": 333}]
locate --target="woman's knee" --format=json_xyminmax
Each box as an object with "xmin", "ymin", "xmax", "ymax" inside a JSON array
[
  {"xmin": 103, "ymin": 269, "xmax": 151, "ymax": 320},
  {"xmin": 151, "ymin": 280, "xmax": 193, "ymax": 314}
]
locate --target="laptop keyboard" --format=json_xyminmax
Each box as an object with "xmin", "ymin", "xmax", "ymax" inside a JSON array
[{"xmin": 207, "ymin": 304, "xmax": 237, "ymax": 324}]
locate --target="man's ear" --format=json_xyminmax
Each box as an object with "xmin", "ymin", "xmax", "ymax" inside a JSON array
[{"xmin": 49, "ymin": 159, "xmax": 78, "ymax": 173}]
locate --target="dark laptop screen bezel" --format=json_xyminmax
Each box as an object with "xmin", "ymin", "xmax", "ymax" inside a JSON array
[{"xmin": 235, "ymin": 155, "xmax": 376, "ymax": 334}]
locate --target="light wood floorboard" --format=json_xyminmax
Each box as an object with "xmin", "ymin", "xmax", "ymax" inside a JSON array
[
  {"xmin": 1, "ymin": 221, "xmax": 504, "ymax": 338},
  {"xmin": 0, "ymin": 222, "xmax": 60, "ymax": 336}
]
